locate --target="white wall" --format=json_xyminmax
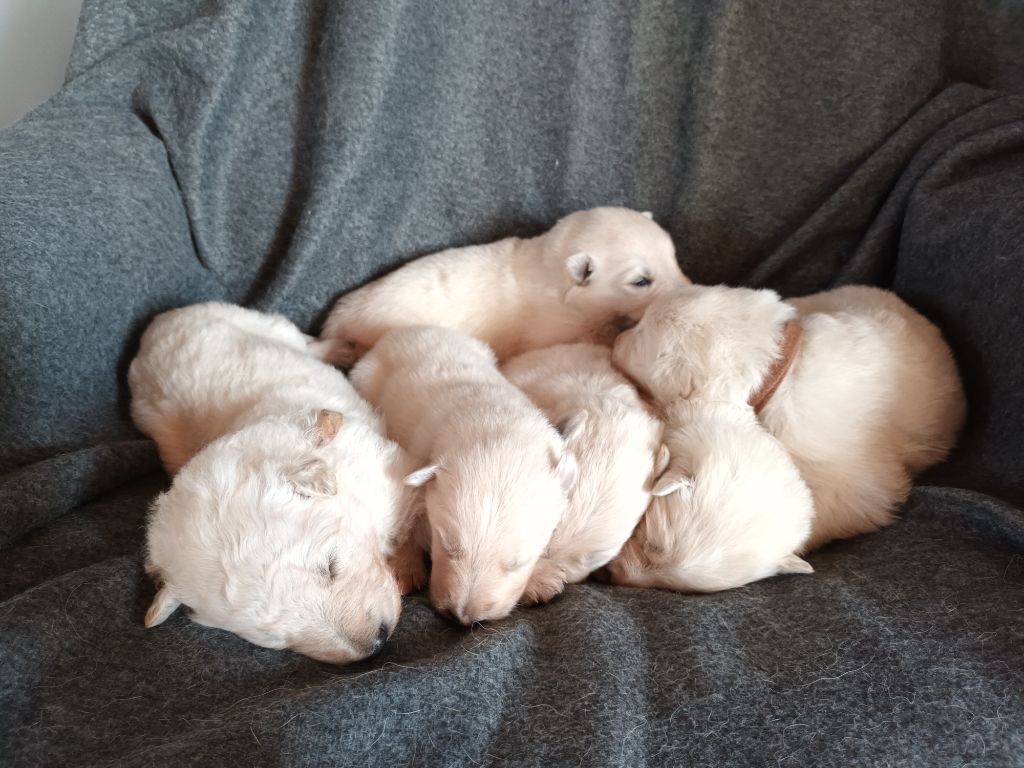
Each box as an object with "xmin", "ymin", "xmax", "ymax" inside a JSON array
[{"xmin": 0, "ymin": 0, "xmax": 84, "ymax": 128}]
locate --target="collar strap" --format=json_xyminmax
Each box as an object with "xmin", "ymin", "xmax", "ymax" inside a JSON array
[{"xmin": 748, "ymin": 320, "xmax": 803, "ymax": 414}]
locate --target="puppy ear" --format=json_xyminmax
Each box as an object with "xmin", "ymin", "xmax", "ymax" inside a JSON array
[
  {"xmin": 651, "ymin": 458, "xmax": 693, "ymax": 497},
  {"xmin": 565, "ymin": 252, "xmax": 594, "ymax": 286},
  {"xmin": 550, "ymin": 446, "xmax": 579, "ymax": 495},
  {"xmin": 652, "ymin": 444, "xmax": 671, "ymax": 480},
  {"xmin": 556, "ymin": 411, "xmax": 588, "ymax": 443},
  {"xmin": 145, "ymin": 585, "xmax": 181, "ymax": 628},
  {"xmin": 310, "ymin": 409, "xmax": 344, "ymax": 447},
  {"xmin": 777, "ymin": 554, "xmax": 814, "ymax": 575},
  {"xmin": 651, "ymin": 472, "xmax": 691, "ymax": 497},
  {"xmin": 286, "ymin": 457, "xmax": 338, "ymax": 498},
  {"xmin": 640, "ymin": 211, "xmax": 654, "ymax": 220},
  {"xmin": 404, "ymin": 464, "xmax": 441, "ymax": 487}
]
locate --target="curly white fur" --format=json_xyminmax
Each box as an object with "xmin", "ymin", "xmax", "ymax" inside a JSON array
[{"xmin": 128, "ymin": 303, "xmax": 415, "ymax": 664}]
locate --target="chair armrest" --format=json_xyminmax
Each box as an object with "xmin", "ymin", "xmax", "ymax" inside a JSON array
[{"xmin": 0, "ymin": 107, "xmax": 214, "ymax": 473}]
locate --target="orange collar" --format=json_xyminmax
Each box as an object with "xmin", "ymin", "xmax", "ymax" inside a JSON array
[{"xmin": 748, "ymin": 320, "xmax": 803, "ymax": 414}]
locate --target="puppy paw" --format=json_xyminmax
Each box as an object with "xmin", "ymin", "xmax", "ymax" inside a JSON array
[
  {"xmin": 389, "ymin": 548, "xmax": 428, "ymax": 595},
  {"xmin": 311, "ymin": 338, "xmax": 359, "ymax": 368},
  {"xmin": 521, "ymin": 558, "xmax": 567, "ymax": 605}
]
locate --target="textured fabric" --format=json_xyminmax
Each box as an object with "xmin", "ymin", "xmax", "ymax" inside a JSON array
[{"xmin": 1, "ymin": 1, "xmax": 1023, "ymax": 765}]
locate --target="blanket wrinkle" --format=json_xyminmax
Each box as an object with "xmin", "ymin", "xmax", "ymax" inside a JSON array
[{"xmin": 1, "ymin": 1, "xmax": 1023, "ymax": 765}]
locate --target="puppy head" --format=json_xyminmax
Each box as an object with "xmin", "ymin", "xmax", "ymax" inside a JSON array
[
  {"xmin": 522, "ymin": 407, "xmax": 670, "ymax": 603},
  {"xmin": 546, "ymin": 207, "xmax": 688, "ymax": 327},
  {"xmin": 144, "ymin": 409, "xmax": 405, "ymax": 664},
  {"xmin": 406, "ymin": 432, "xmax": 574, "ymax": 624},
  {"xmin": 607, "ymin": 446, "xmax": 813, "ymax": 593},
  {"xmin": 612, "ymin": 285, "xmax": 797, "ymax": 404}
]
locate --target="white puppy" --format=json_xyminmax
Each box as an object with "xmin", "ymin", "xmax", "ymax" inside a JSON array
[
  {"xmin": 501, "ymin": 343, "xmax": 668, "ymax": 602},
  {"xmin": 607, "ymin": 400, "xmax": 815, "ymax": 592},
  {"xmin": 321, "ymin": 207, "xmax": 688, "ymax": 364},
  {"xmin": 349, "ymin": 326, "xmax": 576, "ymax": 625},
  {"xmin": 128, "ymin": 303, "xmax": 415, "ymax": 664},
  {"xmin": 613, "ymin": 284, "xmax": 967, "ymax": 551}
]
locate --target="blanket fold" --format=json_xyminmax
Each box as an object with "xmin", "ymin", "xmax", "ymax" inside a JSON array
[{"xmin": 1, "ymin": 1, "xmax": 1022, "ymax": 765}]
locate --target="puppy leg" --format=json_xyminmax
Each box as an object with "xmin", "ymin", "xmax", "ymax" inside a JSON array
[{"xmin": 389, "ymin": 537, "xmax": 429, "ymax": 595}]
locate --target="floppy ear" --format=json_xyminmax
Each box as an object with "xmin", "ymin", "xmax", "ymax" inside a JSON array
[
  {"xmin": 777, "ymin": 554, "xmax": 814, "ymax": 575},
  {"xmin": 565, "ymin": 252, "xmax": 594, "ymax": 286},
  {"xmin": 640, "ymin": 211, "xmax": 654, "ymax": 220},
  {"xmin": 556, "ymin": 411, "xmax": 589, "ymax": 443},
  {"xmin": 145, "ymin": 585, "xmax": 181, "ymax": 628},
  {"xmin": 286, "ymin": 457, "xmax": 338, "ymax": 498},
  {"xmin": 404, "ymin": 464, "xmax": 441, "ymax": 487},
  {"xmin": 651, "ymin": 457, "xmax": 693, "ymax": 497},
  {"xmin": 310, "ymin": 409, "xmax": 344, "ymax": 447}
]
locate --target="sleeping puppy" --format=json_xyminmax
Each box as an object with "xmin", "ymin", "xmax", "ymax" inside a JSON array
[
  {"xmin": 128, "ymin": 303, "xmax": 416, "ymax": 664},
  {"xmin": 612, "ymin": 284, "xmax": 967, "ymax": 551},
  {"xmin": 350, "ymin": 326, "xmax": 576, "ymax": 625},
  {"xmin": 320, "ymin": 206, "xmax": 688, "ymax": 364},
  {"xmin": 607, "ymin": 400, "xmax": 815, "ymax": 592},
  {"xmin": 502, "ymin": 343, "xmax": 668, "ymax": 602}
]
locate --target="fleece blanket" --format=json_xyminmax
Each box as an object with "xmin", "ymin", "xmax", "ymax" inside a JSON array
[{"xmin": 1, "ymin": 1, "xmax": 1023, "ymax": 765}]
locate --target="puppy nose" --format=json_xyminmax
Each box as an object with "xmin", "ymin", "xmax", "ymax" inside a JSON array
[
  {"xmin": 367, "ymin": 624, "xmax": 389, "ymax": 659},
  {"xmin": 456, "ymin": 601, "xmax": 495, "ymax": 626}
]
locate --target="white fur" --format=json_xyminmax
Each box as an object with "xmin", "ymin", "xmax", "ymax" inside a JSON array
[
  {"xmin": 350, "ymin": 326, "xmax": 575, "ymax": 624},
  {"xmin": 613, "ymin": 284, "xmax": 967, "ymax": 551},
  {"xmin": 321, "ymin": 207, "xmax": 688, "ymax": 363},
  {"xmin": 607, "ymin": 400, "xmax": 815, "ymax": 592},
  {"xmin": 128, "ymin": 302, "xmax": 415, "ymax": 664},
  {"xmin": 502, "ymin": 343, "xmax": 666, "ymax": 602}
]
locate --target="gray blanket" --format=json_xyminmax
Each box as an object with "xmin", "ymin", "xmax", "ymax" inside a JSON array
[{"xmin": 2, "ymin": 1, "xmax": 1023, "ymax": 765}]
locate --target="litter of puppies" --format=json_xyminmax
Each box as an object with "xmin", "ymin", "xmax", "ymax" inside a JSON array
[{"xmin": 128, "ymin": 208, "xmax": 967, "ymax": 663}]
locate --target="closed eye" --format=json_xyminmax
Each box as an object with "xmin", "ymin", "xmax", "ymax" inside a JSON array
[
  {"xmin": 503, "ymin": 558, "xmax": 529, "ymax": 573},
  {"xmin": 631, "ymin": 276, "xmax": 652, "ymax": 288}
]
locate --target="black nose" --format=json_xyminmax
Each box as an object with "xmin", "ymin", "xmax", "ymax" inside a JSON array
[{"xmin": 367, "ymin": 624, "xmax": 389, "ymax": 659}]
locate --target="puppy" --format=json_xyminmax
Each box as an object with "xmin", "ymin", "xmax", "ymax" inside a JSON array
[
  {"xmin": 349, "ymin": 326, "xmax": 576, "ymax": 625},
  {"xmin": 607, "ymin": 400, "xmax": 815, "ymax": 592},
  {"xmin": 502, "ymin": 343, "xmax": 668, "ymax": 602},
  {"xmin": 321, "ymin": 207, "xmax": 688, "ymax": 364},
  {"xmin": 613, "ymin": 284, "xmax": 967, "ymax": 550},
  {"xmin": 128, "ymin": 303, "xmax": 415, "ymax": 664}
]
